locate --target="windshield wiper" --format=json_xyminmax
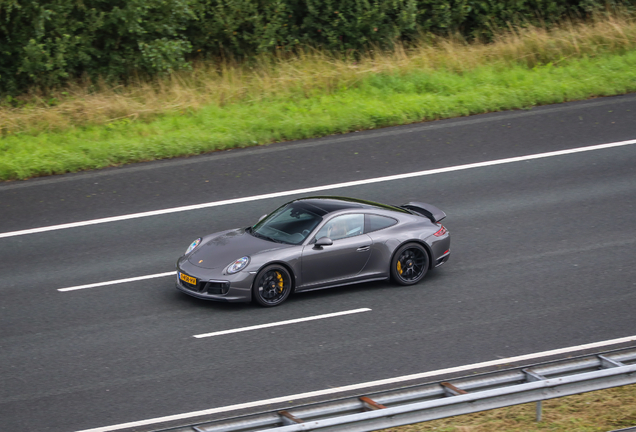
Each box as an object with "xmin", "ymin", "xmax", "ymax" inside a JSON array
[{"xmin": 251, "ymin": 230, "xmax": 285, "ymax": 243}]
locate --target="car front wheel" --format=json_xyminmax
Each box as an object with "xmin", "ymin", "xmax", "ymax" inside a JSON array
[
  {"xmin": 252, "ymin": 265, "xmax": 292, "ymax": 307},
  {"xmin": 391, "ymin": 243, "xmax": 429, "ymax": 285}
]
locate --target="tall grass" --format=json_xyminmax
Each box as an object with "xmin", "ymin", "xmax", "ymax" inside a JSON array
[{"xmin": 1, "ymin": 13, "xmax": 636, "ymax": 180}]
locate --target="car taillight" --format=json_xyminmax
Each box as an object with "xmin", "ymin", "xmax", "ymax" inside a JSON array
[{"xmin": 433, "ymin": 224, "xmax": 447, "ymax": 237}]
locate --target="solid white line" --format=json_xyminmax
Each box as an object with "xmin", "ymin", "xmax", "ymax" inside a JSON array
[
  {"xmin": 3, "ymin": 138, "xmax": 636, "ymax": 240},
  {"xmin": 57, "ymin": 272, "xmax": 176, "ymax": 292},
  {"xmin": 76, "ymin": 334, "xmax": 636, "ymax": 432},
  {"xmin": 193, "ymin": 308, "xmax": 372, "ymax": 338}
]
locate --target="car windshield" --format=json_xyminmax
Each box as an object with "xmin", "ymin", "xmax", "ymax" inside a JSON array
[{"xmin": 251, "ymin": 203, "xmax": 323, "ymax": 245}]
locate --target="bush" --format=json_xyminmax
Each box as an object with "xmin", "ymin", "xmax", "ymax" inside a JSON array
[{"xmin": 0, "ymin": 0, "xmax": 195, "ymax": 93}]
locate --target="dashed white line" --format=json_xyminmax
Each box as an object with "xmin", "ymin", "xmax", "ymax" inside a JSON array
[
  {"xmin": 193, "ymin": 308, "xmax": 372, "ymax": 338},
  {"xmin": 76, "ymin": 334, "xmax": 636, "ymax": 432},
  {"xmin": 2, "ymin": 139, "xmax": 636, "ymax": 240},
  {"xmin": 57, "ymin": 271, "xmax": 175, "ymax": 292}
]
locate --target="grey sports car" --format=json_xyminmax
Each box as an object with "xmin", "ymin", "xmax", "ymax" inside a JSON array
[{"xmin": 176, "ymin": 196, "xmax": 450, "ymax": 307}]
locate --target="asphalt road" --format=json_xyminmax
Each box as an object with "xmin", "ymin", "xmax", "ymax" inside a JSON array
[{"xmin": 1, "ymin": 94, "xmax": 636, "ymax": 432}]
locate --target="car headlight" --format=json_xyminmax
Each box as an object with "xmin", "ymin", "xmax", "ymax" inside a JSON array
[
  {"xmin": 227, "ymin": 256, "xmax": 250, "ymax": 274},
  {"xmin": 185, "ymin": 238, "xmax": 202, "ymax": 255}
]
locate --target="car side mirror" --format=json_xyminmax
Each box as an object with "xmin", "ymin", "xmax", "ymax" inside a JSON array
[{"xmin": 313, "ymin": 237, "xmax": 333, "ymax": 249}]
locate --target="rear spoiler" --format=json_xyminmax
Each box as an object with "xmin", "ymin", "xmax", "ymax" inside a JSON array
[{"xmin": 399, "ymin": 202, "xmax": 446, "ymax": 223}]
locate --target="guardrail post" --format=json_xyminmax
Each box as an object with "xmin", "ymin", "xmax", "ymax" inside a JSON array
[
  {"xmin": 440, "ymin": 381, "xmax": 467, "ymax": 396},
  {"xmin": 359, "ymin": 396, "xmax": 387, "ymax": 411},
  {"xmin": 278, "ymin": 410, "xmax": 303, "ymax": 426},
  {"xmin": 523, "ymin": 368, "xmax": 546, "ymax": 422},
  {"xmin": 599, "ymin": 354, "xmax": 625, "ymax": 368}
]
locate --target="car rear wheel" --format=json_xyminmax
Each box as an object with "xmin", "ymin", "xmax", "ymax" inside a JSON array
[
  {"xmin": 391, "ymin": 243, "xmax": 429, "ymax": 285},
  {"xmin": 253, "ymin": 265, "xmax": 292, "ymax": 307}
]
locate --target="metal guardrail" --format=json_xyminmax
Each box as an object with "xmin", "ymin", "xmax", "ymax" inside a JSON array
[{"xmin": 161, "ymin": 347, "xmax": 636, "ymax": 432}]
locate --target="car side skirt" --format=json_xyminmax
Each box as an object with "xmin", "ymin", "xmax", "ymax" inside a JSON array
[{"xmin": 296, "ymin": 275, "xmax": 389, "ymax": 293}]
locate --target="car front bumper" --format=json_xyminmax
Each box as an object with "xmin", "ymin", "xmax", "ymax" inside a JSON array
[{"xmin": 175, "ymin": 260, "xmax": 255, "ymax": 302}]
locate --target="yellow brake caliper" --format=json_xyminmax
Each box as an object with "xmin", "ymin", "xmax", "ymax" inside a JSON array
[
  {"xmin": 397, "ymin": 261, "xmax": 403, "ymax": 274},
  {"xmin": 275, "ymin": 272, "xmax": 284, "ymax": 293}
]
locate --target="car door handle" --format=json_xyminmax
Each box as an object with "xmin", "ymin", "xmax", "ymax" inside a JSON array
[{"xmin": 357, "ymin": 246, "xmax": 370, "ymax": 252}]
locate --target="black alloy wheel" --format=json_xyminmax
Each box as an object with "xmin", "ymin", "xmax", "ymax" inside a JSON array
[
  {"xmin": 253, "ymin": 265, "xmax": 292, "ymax": 307},
  {"xmin": 391, "ymin": 243, "xmax": 429, "ymax": 285}
]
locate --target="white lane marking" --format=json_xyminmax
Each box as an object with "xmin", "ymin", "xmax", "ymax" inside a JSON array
[
  {"xmin": 57, "ymin": 272, "xmax": 175, "ymax": 292},
  {"xmin": 193, "ymin": 308, "xmax": 372, "ymax": 338},
  {"xmin": 3, "ymin": 138, "xmax": 636, "ymax": 240},
  {"xmin": 76, "ymin": 334, "xmax": 636, "ymax": 432}
]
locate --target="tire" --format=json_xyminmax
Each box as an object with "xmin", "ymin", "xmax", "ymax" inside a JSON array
[
  {"xmin": 391, "ymin": 243, "xmax": 429, "ymax": 286},
  {"xmin": 252, "ymin": 265, "xmax": 293, "ymax": 307}
]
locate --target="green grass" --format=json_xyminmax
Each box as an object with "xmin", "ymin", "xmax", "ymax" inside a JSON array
[{"xmin": 1, "ymin": 49, "xmax": 635, "ymax": 181}]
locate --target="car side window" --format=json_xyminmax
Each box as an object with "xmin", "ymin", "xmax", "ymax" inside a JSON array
[
  {"xmin": 364, "ymin": 214, "xmax": 397, "ymax": 233},
  {"xmin": 314, "ymin": 214, "xmax": 364, "ymax": 241}
]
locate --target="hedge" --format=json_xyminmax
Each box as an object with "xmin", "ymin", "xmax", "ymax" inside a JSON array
[{"xmin": 1, "ymin": 0, "xmax": 634, "ymax": 95}]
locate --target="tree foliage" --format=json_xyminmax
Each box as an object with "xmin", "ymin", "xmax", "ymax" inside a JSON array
[{"xmin": 1, "ymin": 0, "xmax": 634, "ymax": 94}]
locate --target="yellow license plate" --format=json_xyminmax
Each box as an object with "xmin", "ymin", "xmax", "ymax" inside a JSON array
[{"xmin": 180, "ymin": 272, "xmax": 197, "ymax": 285}]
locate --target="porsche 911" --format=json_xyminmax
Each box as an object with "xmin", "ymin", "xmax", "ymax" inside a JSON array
[{"xmin": 176, "ymin": 196, "xmax": 450, "ymax": 307}]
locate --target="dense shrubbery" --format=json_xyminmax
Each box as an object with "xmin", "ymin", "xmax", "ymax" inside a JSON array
[
  {"xmin": 0, "ymin": 0, "xmax": 196, "ymax": 95},
  {"xmin": 1, "ymin": 0, "xmax": 634, "ymax": 95}
]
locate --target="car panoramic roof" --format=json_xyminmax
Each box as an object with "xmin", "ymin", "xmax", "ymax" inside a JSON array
[{"xmin": 292, "ymin": 196, "xmax": 410, "ymax": 216}]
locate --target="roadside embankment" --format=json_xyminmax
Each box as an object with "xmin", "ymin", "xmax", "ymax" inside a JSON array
[{"xmin": 1, "ymin": 15, "xmax": 636, "ymax": 181}]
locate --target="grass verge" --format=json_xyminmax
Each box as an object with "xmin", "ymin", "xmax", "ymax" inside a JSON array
[
  {"xmin": 1, "ymin": 14, "xmax": 636, "ymax": 181},
  {"xmin": 383, "ymin": 384, "xmax": 636, "ymax": 432}
]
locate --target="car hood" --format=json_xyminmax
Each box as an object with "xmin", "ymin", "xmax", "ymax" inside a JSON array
[{"xmin": 187, "ymin": 228, "xmax": 291, "ymax": 269}]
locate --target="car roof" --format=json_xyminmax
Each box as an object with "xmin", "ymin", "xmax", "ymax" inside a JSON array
[{"xmin": 289, "ymin": 196, "xmax": 410, "ymax": 217}]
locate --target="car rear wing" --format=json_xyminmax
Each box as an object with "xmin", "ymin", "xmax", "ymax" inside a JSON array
[{"xmin": 399, "ymin": 202, "xmax": 446, "ymax": 223}]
